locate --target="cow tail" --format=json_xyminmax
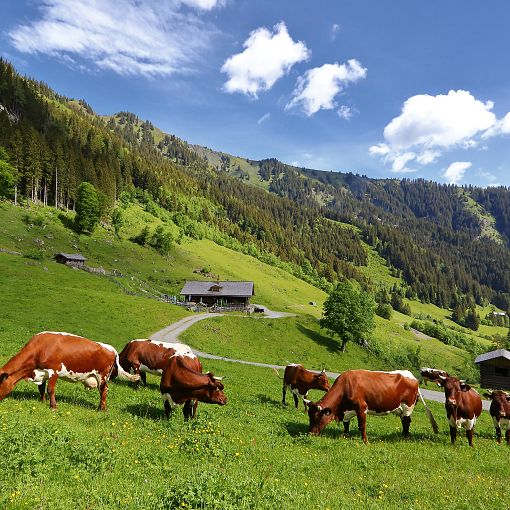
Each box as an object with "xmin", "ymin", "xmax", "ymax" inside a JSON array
[
  {"xmin": 272, "ymin": 368, "xmax": 282, "ymax": 379},
  {"xmin": 417, "ymin": 387, "xmax": 439, "ymax": 434},
  {"xmin": 115, "ymin": 353, "xmax": 140, "ymax": 383}
]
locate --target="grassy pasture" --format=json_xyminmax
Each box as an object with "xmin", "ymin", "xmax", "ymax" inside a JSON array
[
  {"xmin": 0, "ymin": 358, "xmax": 507, "ymax": 510},
  {"xmin": 0, "ymin": 202, "xmax": 508, "ymax": 509},
  {"xmin": 180, "ymin": 314, "xmax": 471, "ymax": 376}
]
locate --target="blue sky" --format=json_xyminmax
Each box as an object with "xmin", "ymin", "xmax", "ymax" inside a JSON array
[{"xmin": 2, "ymin": 0, "xmax": 510, "ymax": 187}]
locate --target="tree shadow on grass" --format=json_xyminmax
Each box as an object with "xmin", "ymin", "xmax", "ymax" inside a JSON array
[
  {"xmin": 58, "ymin": 213, "xmax": 80, "ymax": 234},
  {"xmin": 9, "ymin": 388, "xmax": 97, "ymax": 410},
  {"xmin": 296, "ymin": 324, "xmax": 340, "ymax": 354}
]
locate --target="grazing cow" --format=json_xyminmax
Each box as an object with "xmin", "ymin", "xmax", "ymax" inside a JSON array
[
  {"xmin": 119, "ymin": 339, "xmax": 204, "ymax": 418},
  {"xmin": 160, "ymin": 355, "xmax": 227, "ymax": 420},
  {"xmin": 0, "ymin": 331, "xmax": 139, "ymax": 410},
  {"xmin": 420, "ymin": 367, "xmax": 449, "ymax": 385},
  {"xmin": 281, "ymin": 364, "xmax": 330, "ymax": 411},
  {"xmin": 437, "ymin": 375, "xmax": 482, "ymax": 446},
  {"xmin": 484, "ymin": 390, "xmax": 510, "ymax": 444},
  {"xmin": 118, "ymin": 339, "xmax": 198, "ymax": 385},
  {"xmin": 306, "ymin": 369, "xmax": 438, "ymax": 443}
]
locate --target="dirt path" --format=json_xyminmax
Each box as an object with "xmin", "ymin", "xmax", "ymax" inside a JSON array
[{"xmin": 149, "ymin": 311, "xmax": 489, "ymax": 410}]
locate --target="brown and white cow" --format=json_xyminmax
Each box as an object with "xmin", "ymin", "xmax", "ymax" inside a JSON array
[
  {"xmin": 484, "ymin": 390, "xmax": 510, "ymax": 444},
  {"xmin": 420, "ymin": 367, "xmax": 449, "ymax": 385},
  {"xmin": 160, "ymin": 355, "xmax": 227, "ymax": 420},
  {"xmin": 306, "ymin": 369, "xmax": 438, "ymax": 443},
  {"xmin": 437, "ymin": 375, "xmax": 482, "ymax": 446},
  {"xmin": 0, "ymin": 331, "xmax": 139, "ymax": 410},
  {"xmin": 118, "ymin": 339, "xmax": 199, "ymax": 386},
  {"xmin": 282, "ymin": 364, "xmax": 330, "ymax": 411},
  {"xmin": 119, "ymin": 339, "xmax": 206, "ymax": 418}
]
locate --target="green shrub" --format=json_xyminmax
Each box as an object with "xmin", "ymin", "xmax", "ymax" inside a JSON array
[{"xmin": 376, "ymin": 302, "xmax": 393, "ymax": 319}]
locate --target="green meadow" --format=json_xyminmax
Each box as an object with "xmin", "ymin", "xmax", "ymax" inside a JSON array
[{"xmin": 0, "ymin": 202, "xmax": 508, "ymax": 509}]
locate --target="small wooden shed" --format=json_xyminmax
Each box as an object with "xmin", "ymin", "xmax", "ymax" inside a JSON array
[
  {"xmin": 54, "ymin": 253, "xmax": 86, "ymax": 267},
  {"xmin": 474, "ymin": 349, "xmax": 510, "ymax": 390},
  {"xmin": 180, "ymin": 281, "xmax": 254, "ymax": 307}
]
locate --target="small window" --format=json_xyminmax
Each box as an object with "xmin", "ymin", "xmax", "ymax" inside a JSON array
[{"xmin": 495, "ymin": 367, "xmax": 509, "ymax": 377}]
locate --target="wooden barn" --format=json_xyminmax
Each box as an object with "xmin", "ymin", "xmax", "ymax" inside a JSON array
[
  {"xmin": 54, "ymin": 253, "xmax": 86, "ymax": 267},
  {"xmin": 474, "ymin": 349, "xmax": 510, "ymax": 390},
  {"xmin": 180, "ymin": 281, "xmax": 254, "ymax": 307}
]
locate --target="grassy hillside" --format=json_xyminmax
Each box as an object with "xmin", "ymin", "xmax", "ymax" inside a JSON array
[{"xmin": 0, "ymin": 202, "xmax": 509, "ymax": 509}]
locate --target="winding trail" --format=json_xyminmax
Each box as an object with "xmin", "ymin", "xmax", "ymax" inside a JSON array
[{"xmin": 149, "ymin": 308, "xmax": 489, "ymax": 410}]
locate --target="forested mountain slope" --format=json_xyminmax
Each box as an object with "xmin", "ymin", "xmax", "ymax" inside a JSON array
[{"xmin": 1, "ymin": 57, "xmax": 510, "ymax": 314}]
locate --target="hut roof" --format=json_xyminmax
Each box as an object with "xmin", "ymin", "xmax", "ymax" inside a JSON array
[
  {"xmin": 180, "ymin": 281, "xmax": 254, "ymax": 297},
  {"xmin": 54, "ymin": 253, "xmax": 87, "ymax": 262},
  {"xmin": 474, "ymin": 349, "xmax": 510, "ymax": 364}
]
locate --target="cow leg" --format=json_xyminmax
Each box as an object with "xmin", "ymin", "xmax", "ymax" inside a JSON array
[
  {"xmin": 38, "ymin": 381, "xmax": 47, "ymax": 402},
  {"xmin": 140, "ymin": 371, "xmax": 147, "ymax": 386},
  {"xmin": 449, "ymin": 425, "xmax": 457, "ymax": 444},
  {"xmin": 164, "ymin": 400, "xmax": 172, "ymax": 419},
  {"xmin": 495, "ymin": 426, "xmax": 502, "ymax": 444},
  {"xmin": 282, "ymin": 385, "xmax": 286, "ymax": 405},
  {"xmin": 293, "ymin": 393, "xmax": 299, "ymax": 409},
  {"xmin": 466, "ymin": 428, "xmax": 474, "ymax": 447},
  {"xmin": 401, "ymin": 416, "xmax": 412, "ymax": 437},
  {"xmin": 343, "ymin": 420, "xmax": 350, "ymax": 436},
  {"xmin": 47, "ymin": 375, "xmax": 58, "ymax": 410},
  {"xmin": 303, "ymin": 392, "xmax": 309, "ymax": 413},
  {"xmin": 98, "ymin": 380, "xmax": 108, "ymax": 411},
  {"xmin": 183, "ymin": 400, "xmax": 193, "ymax": 421},
  {"xmin": 356, "ymin": 408, "xmax": 368, "ymax": 444},
  {"xmin": 505, "ymin": 428, "xmax": 510, "ymax": 445},
  {"xmin": 192, "ymin": 400, "xmax": 198, "ymax": 418}
]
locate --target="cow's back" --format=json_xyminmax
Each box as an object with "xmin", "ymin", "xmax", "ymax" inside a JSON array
[
  {"xmin": 30, "ymin": 332, "xmax": 115, "ymax": 373},
  {"xmin": 335, "ymin": 370, "xmax": 418, "ymax": 413}
]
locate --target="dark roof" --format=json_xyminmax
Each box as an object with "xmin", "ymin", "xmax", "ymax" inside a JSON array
[
  {"xmin": 54, "ymin": 253, "xmax": 87, "ymax": 261},
  {"xmin": 180, "ymin": 281, "xmax": 254, "ymax": 297},
  {"xmin": 475, "ymin": 349, "xmax": 510, "ymax": 364}
]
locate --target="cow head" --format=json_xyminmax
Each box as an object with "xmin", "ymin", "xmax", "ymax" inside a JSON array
[
  {"xmin": 312, "ymin": 370, "xmax": 330, "ymax": 392},
  {"xmin": 438, "ymin": 376, "xmax": 470, "ymax": 417},
  {"xmin": 484, "ymin": 390, "xmax": 510, "ymax": 415},
  {"xmin": 0, "ymin": 372, "xmax": 15, "ymax": 401},
  {"xmin": 306, "ymin": 401, "xmax": 335, "ymax": 435},
  {"xmin": 420, "ymin": 367, "xmax": 448, "ymax": 383}
]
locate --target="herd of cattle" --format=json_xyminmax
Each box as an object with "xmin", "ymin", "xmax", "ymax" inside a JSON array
[{"xmin": 0, "ymin": 331, "xmax": 509, "ymax": 446}]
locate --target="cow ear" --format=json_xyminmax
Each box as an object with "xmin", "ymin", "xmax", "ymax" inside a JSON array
[
  {"xmin": 484, "ymin": 392, "xmax": 494, "ymax": 399},
  {"xmin": 322, "ymin": 408, "xmax": 332, "ymax": 416},
  {"xmin": 0, "ymin": 373, "xmax": 8, "ymax": 384},
  {"xmin": 460, "ymin": 383, "xmax": 471, "ymax": 392}
]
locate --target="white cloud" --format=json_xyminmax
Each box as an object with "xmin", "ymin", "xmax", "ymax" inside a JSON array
[
  {"xmin": 384, "ymin": 90, "xmax": 495, "ymax": 150},
  {"xmin": 8, "ymin": 0, "xmax": 221, "ymax": 77},
  {"xmin": 483, "ymin": 112, "xmax": 510, "ymax": 138},
  {"xmin": 370, "ymin": 90, "xmax": 498, "ymax": 174},
  {"xmin": 443, "ymin": 161, "xmax": 472, "ymax": 184},
  {"xmin": 338, "ymin": 105, "xmax": 355, "ymax": 120},
  {"xmin": 392, "ymin": 152, "xmax": 416, "ymax": 172},
  {"xmin": 285, "ymin": 60, "xmax": 367, "ymax": 116},
  {"xmin": 221, "ymin": 22, "xmax": 310, "ymax": 98},
  {"xmin": 257, "ymin": 112, "xmax": 271, "ymax": 124}
]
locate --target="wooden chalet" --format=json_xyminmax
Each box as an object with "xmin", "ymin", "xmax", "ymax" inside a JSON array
[
  {"xmin": 180, "ymin": 281, "xmax": 254, "ymax": 307},
  {"xmin": 54, "ymin": 253, "xmax": 86, "ymax": 267},
  {"xmin": 475, "ymin": 349, "xmax": 510, "ymax": 390}
]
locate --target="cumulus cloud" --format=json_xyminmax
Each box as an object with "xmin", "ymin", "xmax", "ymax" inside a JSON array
[
  {"xmin": 483, "ymin": 112, "xmax": 510, "ymax": 139},
  {"xmin": 221, "ymin": 22, "xmax": 310, "ymax": 98},
  {"xmin": 369, "ymin": 90, "xmax": 498, "ymax": 174},
  {"xmin": 8, "ymin": 0, "xmax": 222, "ymax": 77},
  {"xmin": 443, "ymin": 161, "xmax": 472, "ymax": 184},
  {"xmin": 285, "ymin": 59, "xmax": 367, "ymax": 116}
]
